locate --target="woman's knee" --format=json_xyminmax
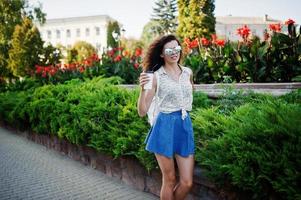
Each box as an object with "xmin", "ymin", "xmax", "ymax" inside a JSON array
[
  {"xmin": 162, "ymin": 172, "xmax": 176, "ymax": 186},
  {"xmin": 180, "ymin": 179, "xmax": 193, "ymax": 189}
]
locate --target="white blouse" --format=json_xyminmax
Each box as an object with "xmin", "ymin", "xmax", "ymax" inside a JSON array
[{"xmin": 154, "ymin": 65, "xmax": 193, "ymax": 119}]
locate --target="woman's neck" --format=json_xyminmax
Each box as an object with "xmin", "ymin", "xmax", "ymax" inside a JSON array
[{"xmin": 164, "ymin": 63, "xmax": 180, "ymax": 73}]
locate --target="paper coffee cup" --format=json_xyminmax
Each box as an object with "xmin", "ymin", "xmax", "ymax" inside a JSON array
[{"xmin": 143, "ymin": 72, "xmax": 153, "ymax": 90}]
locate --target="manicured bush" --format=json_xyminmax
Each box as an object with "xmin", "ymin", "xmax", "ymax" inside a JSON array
[
  {"xmin": 0, "ymin": 78, "xmax": 42, "ymax": 93},
  {"xmin": 192, "ymin": 90, "xmax": 212, "ymax": 109},
  {"xmin": 0, "ymin": 77, "xmax": 157, "ymax": 170},
  {"xmin": 0, "ymin": 91, "xmax": 28, "ymax": 126},
  {"xmin": 214, "ymin": 86, "xmax": 274, "ymax": 114},
  {"xmin": 0, "ymin": 78, "xmax": 300, "ymax": 197},
  {"xmin": 194, "ymin": 99, "xmax": 301, "ymax": 199},
  {"xmin": 280, "ymin": 88, "xmax": 301, "ymax": 104}
]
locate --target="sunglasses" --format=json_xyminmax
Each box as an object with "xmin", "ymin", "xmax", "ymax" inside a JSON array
[{"xmin": 164, "ymin": 46, "xmax": 182, "ymax": 56}]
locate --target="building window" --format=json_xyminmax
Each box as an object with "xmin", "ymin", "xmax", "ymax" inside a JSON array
[
  {"xmin": 66, "ymin": 29, "xmax": 71, "ymax": 38},
  {"xmin": 76, "ymin": 28, "xmax": 80, "ymax": 37},
  {"xmin": 85, "ymin": 28, "xmax": 90, "ymax": 36},
  {"xmin": 56, "ymin": 30, "xmax": 61, "ymax": 39},
  {"xmin": 95, "ymin": 27, "xmax": 100, "ymax": 36},
  {"xmin": 47, "ymin": 30, "xmax": 51, "ymax": 39}
]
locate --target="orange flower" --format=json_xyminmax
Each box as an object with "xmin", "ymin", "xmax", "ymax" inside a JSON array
[
  {"xmin": 285, "ymin": 18, "xmax": 295, "ymax": 25},
  {"xmin": 269, "ymin": 23, "xmax": 281, "ymax": 32},
  {"xmin": 122, "ymin": 50, "xmax": 130, "ymax": 57}
]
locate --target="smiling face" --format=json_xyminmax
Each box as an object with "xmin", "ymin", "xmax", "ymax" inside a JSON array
[{"xmin": 161, "ymin": 40, "xmax": 181, "ymax": 65}]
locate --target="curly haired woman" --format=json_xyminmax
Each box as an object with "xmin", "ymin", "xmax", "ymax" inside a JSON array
[{"xmin": 137, "ymin": 34, "xmax": 195, "ymax": 200}]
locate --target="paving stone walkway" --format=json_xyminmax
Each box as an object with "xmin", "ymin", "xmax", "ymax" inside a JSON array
[{"xmin": 0, "ymin": 127, "xmax": 158, "ymax": 200}]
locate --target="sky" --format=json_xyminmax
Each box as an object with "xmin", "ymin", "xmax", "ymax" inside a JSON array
[{"xmin": 29, "ymin": 0, "xmax": 301, "ymax": 39}]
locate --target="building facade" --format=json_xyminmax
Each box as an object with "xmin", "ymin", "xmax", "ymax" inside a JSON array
[
  {"xmin": 216, "ymin": 14, "xmax": 283, "ymax": 40},
  {"xmin": 36, "ymin": 15, "xmax": 116, "ymax": 54},
  {"xmin": 37, "ymin": 14, "xmax": 283, "ymax": 51}
]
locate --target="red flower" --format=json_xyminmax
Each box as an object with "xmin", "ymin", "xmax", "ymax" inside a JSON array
[
  {"xmin": 237, "ymin": 25, "xmax": 251, "ymax": 39},
  {"xmin": 114, "ymin": 55, "xmax": 122, "ymax": 62},
  {"xmin": 211, "ymin": 34, "xmax": 217, "ymax": 42},
  {"xmin": 269, "ymin": 23, "xmax": 281, "ymax": 32},
  {"xmin": 44, "ymin": 66, "xmax": 51, "ymax": 73},
  {"xmin": 35, "ymin": 65, "xmax": 43, "ymax": 74},
  {"xmin": 264, "ymin": 31, "xmax": 270, "ymax": 41},
  {"xmin": 285, "ymin": 18, "xmax": 295, "ymax": 25},
  {"xmin": 79, "ymin": 66, "xmax": 85, "ymax": 73},
  {"xmin": 184, "ymin": 38, "xmax": 198, "ymax": 49},
  {"xmin": 42, "ymin": 71, "xmax": 47, "ymax": 78},
  {"xmin": 108, "ymin": 50, "xmax": 115, "ymax": 57},
  {"xmin": 89, "ymin": 53, "xmax": 100, "ymax": 62},
  {"xmin": 215, "ymin": 39, "xmax": 225, "ymax": 47},
  {"xmin": 133, "ymin": 63, "xmax": 139, "ymax": 69},
  {"xmin": 84, "ymin": 59, "xmax": 92, "ymax": 67},
  {"xmin": 135, "ymin": 48, "xmax": 142, "ymax": 57},
  {"xmin": 201, "ymin": 37, "xmax": 210, "ymax": 46},
  {"xmin": 49, "ymin": 68, "xmax": 57, "ymax": 76}
]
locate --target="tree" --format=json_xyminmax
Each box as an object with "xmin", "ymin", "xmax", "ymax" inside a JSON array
[
  {"xmin": 40, "ymin": 44, "xmax": 62, "ymax": 66},
  {"xmin": 177, "ymin": 0, "xmax": 190, "ymax": 39},
  {"xmin": 121, "ymin": 37, "xmax": 144, "ymax": 53},
  {"xmin": 8, "ymin": 17, "xmax": 44, "ymax": 77},
  {"xmin": 140, "ymin": 20, "xmax": 162, "ymax": 47},
  {"xmin": 151, "ymin": 0, "xmax": 178, "ymax": 35},
  {"xmin": 65, "ymin": 41, "xmax": 97, "ymax": 63},
  {"xmin": 177, "ymin": 0, "xmax": 216, "ymax": 40},
  {"xmin": 107, "ymin": 21, "xmax": 120, "ymax": 48},
  {"xmin": 0, "ymin": 0, "xmax": 45, "ymax": 81}
]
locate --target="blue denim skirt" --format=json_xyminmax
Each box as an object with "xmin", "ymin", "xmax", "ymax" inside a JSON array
[{"xmin": 144, "ymin": 110, "xmax": 195, "ymax": 158}]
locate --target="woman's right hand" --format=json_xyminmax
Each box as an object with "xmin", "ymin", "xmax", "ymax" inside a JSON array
[{"xmin": 139, "ymin": 72, "xmax": 151, "ymax": 90}]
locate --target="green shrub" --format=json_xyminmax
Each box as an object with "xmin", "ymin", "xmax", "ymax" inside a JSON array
[
  {"xmin": 0, "ymin": 78, "xmax": 42, "ymax": 93},
  {"xmin": 280, "ymin": 88, "xmax": 301, "ymax": 104},
  {"xmin": 0, "ymin": 91, "xmax": 28, "ymax": 125},
  {"xmin": 1, "ymin": 78, "xmax": 300, "ymax": 197},
  {"xmin": 192, "ymin": 91, "xmax": 212, "ymax": 109},
  {"xmin": 215, "ymin": 86, "xmax": 275, "ymax": 114},
  {"xmin": 4, "ymin": 76, "xmax": 155, "ymax": 169},
  {"xmin": 199, "ymin": 99, "xmax": 301, "ymax": 199}
]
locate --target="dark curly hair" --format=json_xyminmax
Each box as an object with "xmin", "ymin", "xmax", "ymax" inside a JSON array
[{"xmin": 142, "ymin": 34, "xmax": 182, "ymax": 72}]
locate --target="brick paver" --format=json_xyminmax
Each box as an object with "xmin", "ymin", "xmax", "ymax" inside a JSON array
[{"xmin": 0, "ymin": 127, "xmax": 158, "ymax": 200}]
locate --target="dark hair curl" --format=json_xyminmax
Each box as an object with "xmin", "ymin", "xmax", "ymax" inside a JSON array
[{"xmin": 142, "ymin": 34, "xmax": 182, "ymax": 72}]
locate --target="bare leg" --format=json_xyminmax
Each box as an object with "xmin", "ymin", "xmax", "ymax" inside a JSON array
[
  {"xmin": 155, "ymin": 154, "xmax": 176, "ymax": 200},
  {"xmin": 173, "ymin": 154, "xmax": 194, "ymax": 200}
]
